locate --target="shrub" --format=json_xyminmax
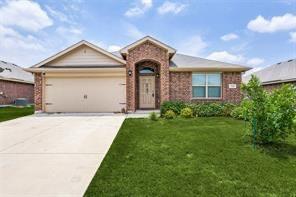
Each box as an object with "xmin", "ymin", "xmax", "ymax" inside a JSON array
[
  {"xmin": 180, "ymin": 107, "xmax": 193, "ymax": 118},
  {"xmin": 149, "ymin": 112, "xmax": 158, "ymax": 121},
  {"xmin": 160, "ymin": 101, "xmax": 186, "ymax": 116},
  {"xmin": 221, "ymin": 103, "xmax": 236, "ymax": 117},
  {"xmin": 163, "ymin": 110, "xmax": 176, "ymax": 119},
  {"xmin": 191, "ymin": 103, "xmax": 224, "ymax": 117},
  {"xmin": 241, "ymin": 75, "xmax": 296, "ymax": 144},
  {"xmin": 231, "ymin": 100, "xmax": 252, "ymax": 120}
]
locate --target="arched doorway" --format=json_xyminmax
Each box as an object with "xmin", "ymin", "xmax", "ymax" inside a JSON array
[{"xmin": 136, "ymin": 60, "xmax": 160, "ymax": 109}]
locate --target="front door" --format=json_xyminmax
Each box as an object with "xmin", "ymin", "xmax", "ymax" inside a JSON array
[{"xmin": 139, "ymin": 76, "xmax": 155, "ymax": 109}]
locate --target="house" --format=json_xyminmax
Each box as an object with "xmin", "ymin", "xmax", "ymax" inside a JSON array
[
  {"xmin": 26, "ymin": 36, "xmax": 250, "ymax": 113},
  {"xmin": 243, "ymin": 59, "xmax": 296, "ymax": 91},
  {"xmin": 0, "ymin": 60, "xmax": 34, "ymax": 105}
]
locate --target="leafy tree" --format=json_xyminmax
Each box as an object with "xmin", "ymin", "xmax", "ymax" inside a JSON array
[{"xmin": 241, "ymin": 75, "xmax": 296, "ymax": 144}]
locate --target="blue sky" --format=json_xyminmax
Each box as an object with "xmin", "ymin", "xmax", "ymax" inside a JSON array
[{"xmin": 0, "ymin": 0, "xmax": 295, "ymax": 72}]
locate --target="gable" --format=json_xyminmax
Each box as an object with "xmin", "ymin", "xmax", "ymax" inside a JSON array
[
  {"xmin": 44, "ymin": 45, "xmax": 123, "ymax": 67},
  {"xmin": 120, "ymin": 36, "xmax": 176, "ymax": 56}
]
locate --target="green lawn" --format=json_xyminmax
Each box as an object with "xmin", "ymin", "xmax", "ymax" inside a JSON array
[
  {"xmin": 85, "ymin": 117, "xmax": 296, "ymax": 196},
  {"xmin": 0, "ymin": 106, "xmax": 34, "ymax": 122}
]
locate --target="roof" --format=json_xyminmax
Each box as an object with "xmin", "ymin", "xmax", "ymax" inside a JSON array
[
  {"xmin": 28, "ymin": 36, "xmax": 250, "ymax": 72},
  {"xmin": 243, "ymin": 59, "xmax": 296, "ymax": 85},
  {"xmin": 120, "ymin": 36, "xmax": 176, "ymax": 55},
  {"xmin": 170, "ymin": 54, "xmax": 251, "ymax": 72},
  {"xmin": 0, "ymin": 60, "xmax": 34, "ymax": 84},
  {"xmin": 32, "ymin": 40, "xmax": 126, "ymax": 68}
]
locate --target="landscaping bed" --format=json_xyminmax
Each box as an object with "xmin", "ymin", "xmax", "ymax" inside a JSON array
[{"xmin": 85, "ymin": 117, "xmax": 296, "ymax": 196}]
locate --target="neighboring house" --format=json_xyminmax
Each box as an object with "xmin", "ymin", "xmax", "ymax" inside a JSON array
[
  {"xmin": 243, "ymin": 59, "xmax": 296, "ymax": 91},
  {"xmin": 0, "ymin": 61, "xmax": 34, "ymax": 105},
  {"xmin": 26, "ymin": 36, "xmax": 250, "ymax": 113}
]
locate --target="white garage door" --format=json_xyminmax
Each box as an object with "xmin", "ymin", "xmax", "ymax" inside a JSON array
[{"xmin": 44, "ymin": 77, "xmax": 126, "ymax": 113}]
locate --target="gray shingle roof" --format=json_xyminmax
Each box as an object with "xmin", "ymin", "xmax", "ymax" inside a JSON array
[
  {"xmin": 0, "ymin": 60, "xmax": 34, "ymax": 84},
  {"xmin": 243, "ymin": 59, "xmax": 296, "ymax": 85},
  {"xmin": 170, "ymin": 53, "xmax": 250, "ymax": 70},
  {"xmin": 112, "ymin": 52, "xmax": 250, "ymax": 71}
]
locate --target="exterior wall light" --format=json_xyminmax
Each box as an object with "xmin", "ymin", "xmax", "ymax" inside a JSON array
[
  {"xmin": 128, "ymin": 69, "xmax": 132, "ymax": 76},
  {"xmin": 156, "ymin": 73, "xmax": 160, "ymax": 78}
]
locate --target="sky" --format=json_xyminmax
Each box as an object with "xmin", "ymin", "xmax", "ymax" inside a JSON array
[{"xmin": 0, "ymin": 0, "xmax": 295, "ymax": 73}]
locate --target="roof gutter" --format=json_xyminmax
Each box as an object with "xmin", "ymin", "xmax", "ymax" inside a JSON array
[
  {"xmin": 24, "ymin": 67, "xmax": 126, "ymax": 73},
  {"xmin": 0, "ymin": 77, "xmax": 34, "ymax": 84},
  {"xmin": 262, "ymin": 78, "xmax": 296, "ymax": 85},
  {"xmin": 169, "ymin": 67, "xmax": 251, "ymax": 72}
]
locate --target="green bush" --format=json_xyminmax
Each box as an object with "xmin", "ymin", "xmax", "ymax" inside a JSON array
[
  {"xmin": 163, "ymin": 110, "xmax": 176, "ymax": 119},
  {"xmin": 180, "ymin": 107, "xmax": 193, "ymax": 118},
  {"xmin": 191, "ymin": 103, "xmax": 224, "ymax": 117},
  {"xmin": 231, "ymin": 100, "xmax": 252, "ymax": 120},
  {"xmin": 160, "ymin": 101, "xmax": 186, "ymax": 116},
  {"xmin": 241, "ymin": 75, "xmax": 296, "ymax": 144},
  {"xmin": 221, "ymin": 103, "xmax": 236, "ymax": 117},
  {"xmin": 149, "ymin": 112, "xmax": 158, "ymax": 121}
]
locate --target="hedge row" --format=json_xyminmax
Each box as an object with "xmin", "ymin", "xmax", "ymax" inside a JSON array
[{"xmin": 160, "ymin": 101, "xmax": 238, "ymax": 118}]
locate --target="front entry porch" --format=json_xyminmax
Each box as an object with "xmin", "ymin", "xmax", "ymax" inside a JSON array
[{"xmin": 136, "ymin": 60, "xmax": 160, "ymax": 110}]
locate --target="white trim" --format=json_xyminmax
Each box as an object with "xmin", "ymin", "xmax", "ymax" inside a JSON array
[
  {"xmin": 192, "ymin": 72, "xmax": 222, "ymax": 99},
  {"xmin": 120, "ymin": 36, "xmax": 176, "ymax": 54},
  {"xmin": 0, "ymin": 77, "xmax": 34, "ymax": 84},
  {"xmin": 31, "ymin": 40, "xmax": 126, "ymax": 68}
]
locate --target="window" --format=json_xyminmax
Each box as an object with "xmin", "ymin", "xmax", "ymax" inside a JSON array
[
  {"xmin": 139, "ymin": 67, "xmax": 155, "ymax": 74},
  {"xmin": 192, "ymin": 73, "xmax": 221, "ymax": 98}
]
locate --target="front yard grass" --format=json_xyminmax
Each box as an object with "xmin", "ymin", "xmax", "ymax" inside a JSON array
[
  {"xmin": 85, "ymin": 117, "xmax": 296, "ymax": 196},
  {"xmin": 0, "ymin": 106, "xmax": 34, "ymax": 122}
]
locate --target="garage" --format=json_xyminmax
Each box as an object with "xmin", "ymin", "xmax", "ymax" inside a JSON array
[{"xmin": 44, "ymin": 76, "xmax": 126, "ymax": 113}]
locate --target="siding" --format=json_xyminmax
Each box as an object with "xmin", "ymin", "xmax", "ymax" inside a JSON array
[{"xmin": 48, "ymin": 45, "xmax": 121, "ymax": 66}]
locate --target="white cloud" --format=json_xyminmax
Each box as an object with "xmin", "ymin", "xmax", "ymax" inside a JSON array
[
  {"xmin": 207, "ymin": 51, "xmax": 245, "ymax": 64},
  {"xmin": 289, "ymin": 32, "xmax": 296, "ymax": 43},
  {"xmin": 247, "ymin": 13, "xmax": 296, "ymax": 33},
  {"xmin": 46, "ymin": 5, "xmax": 71, "ymax": 23},
  {"xmin": 157, "ymin": 1, "xmax": 187, "ymax": 15},
  {"xmin": 178, "ymin": 35, "xmax": 207, "ymax": 56},
  {"xmin": 207, "ymin": 51, "xmax": 265, "ymax": 69},
  {"xmin": 56, "ymin": 26, "xmax": 83, "ymax": 35},
  {"xmin": 125, "ymin": 23, "xmax": 145, "ymax": 40},
  {"xmin": 0, "ymin": 0, "xmax": 53, "ymax": 32},
  {"xmin": 0, "ymin": 25, "xmax": 46, "ymax": 66},
  {"xmin": 125, "ymin": 0, "xmax": 153, "ymax": 17},
  {"xmin": 246, "ymin": 58, "xmax": 265, "ymax": 66},
  {"xmin": 221, "ymin": 33, "xmax": 239, "ymax": 41},
  {"xmin": 108, "ymin": 45, "xmax": 121, "ymax": 52}
]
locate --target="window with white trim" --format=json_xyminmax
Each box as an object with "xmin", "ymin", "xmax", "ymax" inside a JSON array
[{"xmin": 192, "ymin": 73, "xmax": 221, "ymax": 98}]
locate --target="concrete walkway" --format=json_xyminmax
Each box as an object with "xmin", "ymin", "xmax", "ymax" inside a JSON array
[{"xmin": 0, "ymin": 115, "xmax": 125, "ymax": 197}]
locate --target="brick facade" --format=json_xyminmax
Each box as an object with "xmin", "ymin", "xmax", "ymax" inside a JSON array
[
  {"xmin": 222, "ymin": 72, "xmax": 242, "ymax": 103},
  {"xmin": 263, "ymin": 81, "xmax": 296, "ymax": 92},
  {"xmin": 126, "ymin": 41, "xmax": 170, "ymax": 111},
  {"xmin": 169, "ymin": 72, "xmax": 192, "ymax": 101},
  {"xmin": 169, "ymin": 72, "xmax": 242, "ymax": 103},
  {"xmin": 34, "ymin": 73, "xmax": 42, "ymax": 111},
  {"xmin": 0, "ymin": 80, "xmax": 34, "ymax": 105}
]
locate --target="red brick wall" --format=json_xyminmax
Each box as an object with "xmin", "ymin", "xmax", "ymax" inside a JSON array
[
  {"xmin": 169, "ymin": 72, "xmax": 242, "ymax": 103},
  {"xmin": 126, "ymin": 41, "xmax": 170, "ymax": 111},
  {"xmin": 34, "ymin": 73, "xmax": 42, "ymax": 111},
  {"xmin": 169, "ymin": 72, "xmax": 192, "ymax": 101},
  {"xmin": 222, "ymin": 72, "xmax": 242, "ymax": 103},
  {"xmin": 0, "ymin": 80, "xmax": 34, "ymax": 105},
  {"xmin": 263, "ymin": 81, "xmax": 296, "ymax": 91}
]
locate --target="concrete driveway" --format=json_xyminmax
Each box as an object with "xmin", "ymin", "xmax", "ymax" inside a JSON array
[{"xmin": 0, "ymin": 114, "xmax": 125, "ymax": 197}]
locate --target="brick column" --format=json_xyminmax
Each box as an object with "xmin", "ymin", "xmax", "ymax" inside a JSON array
[
  {"xmin": 222, "ymin": 72, "xmax": 242, "ymax": 103},
  {"xmin": 34, "ymin": 73, "xmax": 42, "ymax": 111},
  {"xmin": 160, "ymin": 53, "xmax": 170, "ymax": 103}
]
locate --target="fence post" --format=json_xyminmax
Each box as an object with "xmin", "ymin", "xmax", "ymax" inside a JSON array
[{"xmin": 252, "ymin": 117, "xmax": 257, "ymax": 150}]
